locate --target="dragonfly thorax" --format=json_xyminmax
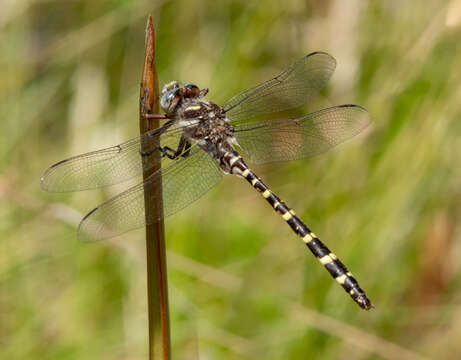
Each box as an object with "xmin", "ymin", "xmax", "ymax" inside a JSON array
[
  {"xmin": 161, "ymin": 81, "xmax": 237, "ymax": 171},
  {"xmin": 177, "ymin": 97, "xmax": 237, "ymax": 170}
]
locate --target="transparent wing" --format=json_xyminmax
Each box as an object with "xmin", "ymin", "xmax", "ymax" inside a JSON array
[
  {"xmin": 40, "ymin": 125, "xmax": 187, "ymax": 192},
  {"xmin": 223, "ymin": 52, "xmax": 336, "ymax": 124},
  {"xmin": 77, "ymin": 147, "xmax": 223, "ymax": 242},
  {"xmin": 234, "ymin": 105, "xmax": 370, "ymax": 164}
]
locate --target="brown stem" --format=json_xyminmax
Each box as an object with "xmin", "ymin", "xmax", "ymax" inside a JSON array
[{"xmin": 139, "ymin": 15, "xmax": 171, "ymax": 360}]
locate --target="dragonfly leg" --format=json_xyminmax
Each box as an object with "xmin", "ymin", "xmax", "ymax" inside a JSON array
[
  {"xmin": 140, "ymin": 120, "xmax": 178, "ymax": 158},
  {"xmin": 157, "ymin": 146, "xmax": 177, "ymax": 159},
  {"xmin": 140, "ymin": 146, "xmax": 175, "ymax": 159},
  {"xmin": 182, "ymin": 141, "xmax": 191, "ymax": 158},
  {"xmin": 143, "ymin": 114, "xmax": 168, "ymax": 120},
  {"xmin": 140, "ymin": 85, "xmax": 151, "ymax": 114},
  {"xmin": 140, "ymin": 85, "xmax": 169, "ymax": 122},
  {"xmin": 157, "ymin": 136, "xmax": 192, "ymax": 159}
]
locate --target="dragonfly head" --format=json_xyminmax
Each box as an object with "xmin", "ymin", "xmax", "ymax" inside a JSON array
[{"xmin": 160, "ymin": 81, "xmax": 208, "ymax": 114}]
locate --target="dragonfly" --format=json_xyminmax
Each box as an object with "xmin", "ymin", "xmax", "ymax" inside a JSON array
[{"xmin": 41, "ymin": 52, "xmax": 372, "ymax": 310}]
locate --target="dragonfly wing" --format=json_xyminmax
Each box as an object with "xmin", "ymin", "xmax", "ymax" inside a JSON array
[
  {"xmin": 40, "ymin": 126, "xmax": 186, "ymax": 192},
  {"xmin": 77, "ymin": 147, "xmax": 222, "ymax": 241},
  {"xmin": 223, "ymin": 52, "xmax": 336, "ymax": 124},
  {"xmin": 234, "ymin": 105, "xmax": 370, "ymax": 164}
]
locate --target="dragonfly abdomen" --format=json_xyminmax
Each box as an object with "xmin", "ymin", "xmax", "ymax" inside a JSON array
[{"xmin": 222, "ymin": 149, "xmax": 373, "ymax": 310}]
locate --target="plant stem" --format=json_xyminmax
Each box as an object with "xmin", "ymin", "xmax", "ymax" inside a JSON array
[{"xmin": 139, "ymin": 15, "xmax": 171, "ymax": 360}]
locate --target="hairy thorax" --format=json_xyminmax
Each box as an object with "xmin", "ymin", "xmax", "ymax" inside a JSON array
[{"xmin": 175, "ymin": 98, "xmax": 237, "ymax": 168}]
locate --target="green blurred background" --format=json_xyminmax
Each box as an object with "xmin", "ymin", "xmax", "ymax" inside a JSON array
[{"xmin": 2, "ymin": 0, "xmax": 461, "ymax": 359}]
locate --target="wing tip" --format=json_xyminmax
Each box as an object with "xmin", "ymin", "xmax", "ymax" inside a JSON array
[
  {"xmin": 337, "ymin": 104, "xmax": 372, "ymax": 130},
  {"xmin": 307, "ymin": 50, "xmax": 332, "ymax": 57},
  {"xmin": 50, "ymin": 158, "xmax": 70, "ymax": 169},
  {"xmin": 339, "ymin": 103, "xmax": 364, "ymax": 108},
  {"xmin": 40, "ymin": 159, "xmax": 72, "ymax": 192},
  {"xmin": 306, "ymin": 51, "xmax": 337, "ymax": 67},
  {"xmin": 40, "ymin": 174, "xmax": 49, "ymax": 191},
  {"xmin": 336, "ymin": 104, "xmax": 369, "ymax": 115},
  {"xmin": 40, "ymin": 170, "xmax": 56, "ymax": 192}
]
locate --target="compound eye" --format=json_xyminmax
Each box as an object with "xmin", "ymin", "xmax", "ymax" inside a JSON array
[
  {"xmin": 161, "ymin": 81, "xmax": 180, "ymax": 95},
  {"xmin": 185, "ymin": 83, "xmax": 198, "ymax": 91},
  {"xmin": 160, "ymin": 88, "xmax": 181, "ymax": 113},
  {"xmin": 184, "ymin": 83, "xmax": 200, "ymax": 97}
]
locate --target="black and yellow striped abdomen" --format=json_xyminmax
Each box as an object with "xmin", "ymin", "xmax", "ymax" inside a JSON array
[{"xmin": 225, "ymin": 152, "xmax": 372, "ymax": 310}]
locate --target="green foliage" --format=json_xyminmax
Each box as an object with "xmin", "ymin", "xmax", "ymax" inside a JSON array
[{"xmin": 2, "ymin": 0, "xmax": 461, "ymax": 359}]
